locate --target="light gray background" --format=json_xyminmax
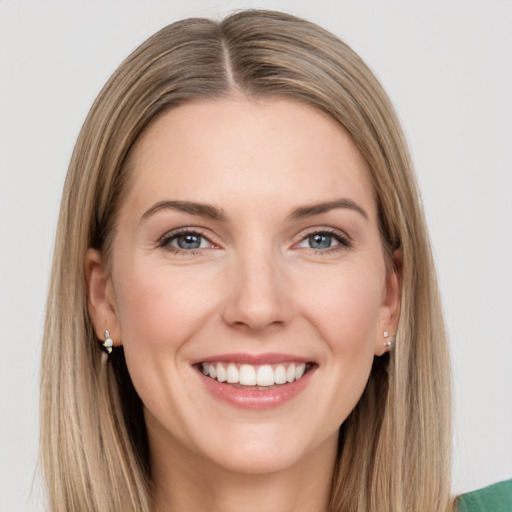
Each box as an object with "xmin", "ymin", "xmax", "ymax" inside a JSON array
[{"xmin": 1, "ymin": 1, "xmax": 511, "ymax": 510}]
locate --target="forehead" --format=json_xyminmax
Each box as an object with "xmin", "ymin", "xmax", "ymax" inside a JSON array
[{"xmin": 123, "ymin": 97, "xmax": 376, "ymax": 219}]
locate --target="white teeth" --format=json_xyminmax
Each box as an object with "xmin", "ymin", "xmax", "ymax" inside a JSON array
[
  {"xmin": 226, "ymin": 363, "xmax": 239, "ymax": 384},
  {"xmin": 295, "ymin": 363, "xmax": 306, "ymax": 380},
  {"xmin": 239, "ymin": 364, "xmax": 257, "ymax": 385},
  {"xmin": 286, "ymin": 363, "xmax": 296, "ymax": 383},
  {"xmin": 216, "ymin": 363, "xmax": 227, "ymax": 383},
  {"xmin": 256, "ymin": 365, "xmax": 274, "ymax": 386},
  {"xmin": 201, "ymin": 361, "xmax": 310, "ymax": 387},
  {"xmin": 274, "ymin": 364, "xmax": 286, "ymax": 385}
]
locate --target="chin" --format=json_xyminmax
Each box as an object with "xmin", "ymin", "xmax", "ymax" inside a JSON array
[
  {"xmin": 190, "ymin": 423, "xmax": 338, "ymax": 476},
  {"xmin": 207, "ymin": 446, "xmax": 310, "ymax": 475}
]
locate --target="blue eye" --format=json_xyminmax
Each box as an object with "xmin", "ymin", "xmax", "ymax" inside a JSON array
[
  {"xmin": 159, "ymin": 230, "xmax": 212, "ymax": 252},
  {"xmin": 174, "ymin": 233, "xmax": 204, "ymax": 250},
  {"xmin": 308, "ymin": 233, "xmax": 334, "ymax": 249},
  {"xmin": 297, "ymin": 230, "xmax": 350, "ymax": 251}
]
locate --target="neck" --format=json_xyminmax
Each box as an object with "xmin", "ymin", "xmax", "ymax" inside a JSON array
[{"xmin": 150, "ymin": 430, "xmax": 337, "ymax": 512}]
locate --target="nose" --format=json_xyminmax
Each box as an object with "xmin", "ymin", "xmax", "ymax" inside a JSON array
[{"xmin": 221, "ymin": 249, "xmax": 293, "ymax": 332}]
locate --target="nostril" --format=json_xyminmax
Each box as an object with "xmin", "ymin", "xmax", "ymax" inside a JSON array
[
  {"xmin": 222, "ymin": 295, "xmax": 290, "ymax": 331},
  {"xmin": 220, "ymin": 257, "xmax": 293, "ymax": 330}
]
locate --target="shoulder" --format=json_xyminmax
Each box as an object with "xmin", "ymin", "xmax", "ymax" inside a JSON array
[{"xmin": 456, "ymin": 480, "xmax": 512, "ymax": 512}]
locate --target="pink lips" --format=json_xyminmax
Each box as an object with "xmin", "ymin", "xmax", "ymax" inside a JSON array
[
  {"xmin": 193, "ymin": 352, "xmax": 311, "ymax": 366},
  {"xmin": 193, "ymin": 353, "xmax": 316, "ymax": 411}
]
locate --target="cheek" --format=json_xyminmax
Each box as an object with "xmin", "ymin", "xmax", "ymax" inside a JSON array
[
  {"xmin": 112, "ymin": 260, "xmax": 218, "ymax": 359},
  {"xmin": 111, "ymin": 259, "xmax": 223, "ymax": 420},
  {"xmin": 300, "ymin": 264, "xmax": 384, "ymax": 423},
  {"xmin": 298, "ymin": 262, "xmax": 385, "ymax": 354}
]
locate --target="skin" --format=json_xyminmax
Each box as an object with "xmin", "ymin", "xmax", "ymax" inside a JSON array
[{"xmin": 86, "ymin": 97, "xmax": 400, "ymax": 512}]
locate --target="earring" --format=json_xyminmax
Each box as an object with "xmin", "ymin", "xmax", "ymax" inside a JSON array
[
  {"xmin": 383, "ymin": 331, "xmax": 394, "ymax": 349},
  {"xmin": 101, "ymin": 329, "xmax": 114, "ymax": 355}
]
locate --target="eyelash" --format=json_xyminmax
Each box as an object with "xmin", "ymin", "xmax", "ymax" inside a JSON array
[
  {"xmin": 297, "ymin": 228, "xmax": 352, "ymax": 254},
  {"xmin": 157, "ymin": 228, "xmax": 214, "ymax": 254},
  {"xmin": 157, "ymin": 227, "xmax": 352, "ymax": 255}
]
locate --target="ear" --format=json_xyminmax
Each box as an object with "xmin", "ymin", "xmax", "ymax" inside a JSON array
[
  {"xmin": 374, "ymin": 249, "xmax": 402, "ymax": 356},
  {"xmin": 85, "ymin": 248, "xmax": 122, "ymax": 346}
]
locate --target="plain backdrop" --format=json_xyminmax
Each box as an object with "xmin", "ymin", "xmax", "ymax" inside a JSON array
[{"xmin": 1, "ymin": 1, "xmax": 511, "ymax": 510}]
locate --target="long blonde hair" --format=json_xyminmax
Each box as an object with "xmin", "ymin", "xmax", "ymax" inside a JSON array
[{"xmin": 41, "ymin": 10, "xmax": 452, "ymax": 512}]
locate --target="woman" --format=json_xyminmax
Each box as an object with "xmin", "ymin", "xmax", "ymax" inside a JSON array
[{"xmin": 39, "ymin": 9, "xmax": 509, "ymax": 512}]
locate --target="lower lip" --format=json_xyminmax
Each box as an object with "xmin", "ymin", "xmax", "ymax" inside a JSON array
[{"xmin": 196, "ymin": 366, "xmax": 316, "ymax": 411}]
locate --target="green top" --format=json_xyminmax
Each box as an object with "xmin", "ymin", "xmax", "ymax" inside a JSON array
[{"xmin": 457, "ymin": 480, "xmax": 512, "ymax": 512}]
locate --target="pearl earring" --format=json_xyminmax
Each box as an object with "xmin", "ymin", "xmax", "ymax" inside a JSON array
[
  {"xmin": 101, "ymin": 329, "xmax": 114, "ymax": 355},
  {"xmin": 383, "ymin": 331, "xmax": 393, "ymax": 349}
]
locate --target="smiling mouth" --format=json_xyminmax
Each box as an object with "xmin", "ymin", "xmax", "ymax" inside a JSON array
[{"xmin": 198, "ymin": 362, "xmax": 314, "ymax": 389}]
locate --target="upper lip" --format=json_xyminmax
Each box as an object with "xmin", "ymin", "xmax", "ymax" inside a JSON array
[{"xmin": 191, "ymin": 352, "xmax": 313, "ymax": 365}]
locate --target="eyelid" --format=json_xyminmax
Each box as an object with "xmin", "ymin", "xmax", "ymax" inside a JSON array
[
  {"xmin": 157, "ymin": 227, "xmax": 219, "ymax": 252},
  {"xmin": 294, "ymin": 226, "xmax": 352, "ymax": 251},
  {"xmin": 156, "ymin": 225, "xmax": 352, "ymax": 253},
  {"xmin": 298, "ymin": 226, "xmax": 352, "ymax": 241}
]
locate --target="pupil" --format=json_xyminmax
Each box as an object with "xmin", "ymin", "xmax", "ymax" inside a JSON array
[
  {"xmin": 310, "ymin": 234, "xmax": 331, "ymax": 249},
  {"xmin": 178, "ymin": 234, "xmax": 201, "ymax": 249}
]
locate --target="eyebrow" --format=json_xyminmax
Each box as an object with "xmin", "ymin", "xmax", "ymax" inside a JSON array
[
  {"xmin": 289, "ymin": 199, "xmax": 369, "ymax": 221},
  {"xmin": 140, "ymin": 198, "xmax": 368, "ymax": 224},
  {"xmin": 140, "ymin": 200, "xmax": 226, "ymax": 222}
]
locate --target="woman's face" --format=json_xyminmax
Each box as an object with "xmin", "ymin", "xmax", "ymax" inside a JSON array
[{"xmin": 88, "ymin": 97, "xmax": 399, "ymax": 476}]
